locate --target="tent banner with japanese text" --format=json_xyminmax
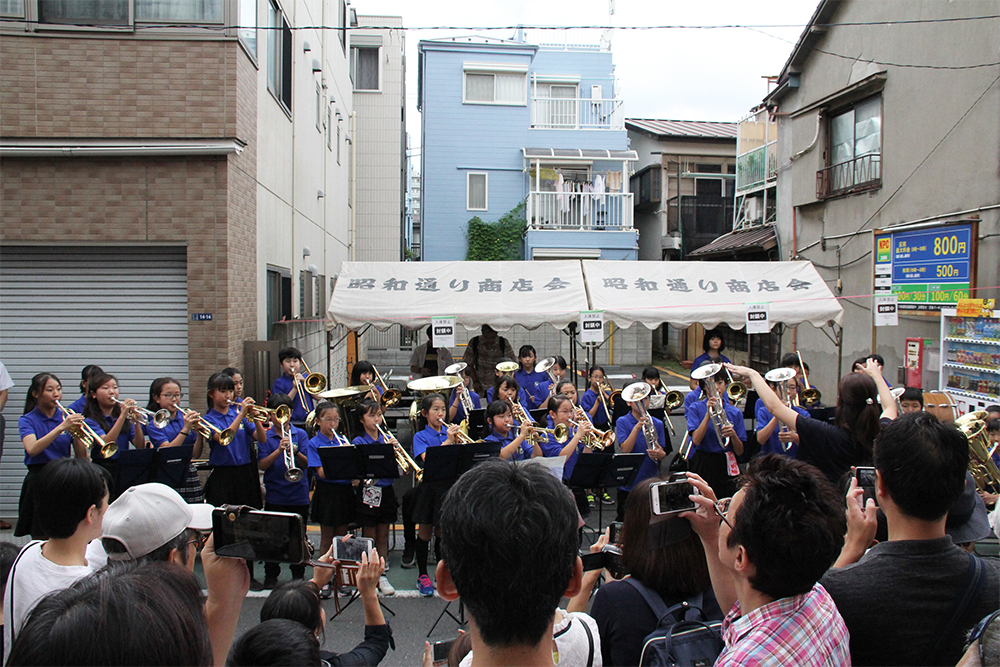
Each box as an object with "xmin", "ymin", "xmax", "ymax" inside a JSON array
[
  {"xmin": 328, "ymin": 261, "xmax": 589, "ymax": 331},
  {"xmin": 582, "ymin": 260, "xmax": 843, "ymax": 330}
]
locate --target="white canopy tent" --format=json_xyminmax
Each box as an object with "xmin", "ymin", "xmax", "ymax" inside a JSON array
[{"xmin": 327, "ymin": 260, "xmax": 843, "ymax": 332}]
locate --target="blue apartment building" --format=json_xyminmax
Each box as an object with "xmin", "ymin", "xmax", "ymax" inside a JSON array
[{"xmin": 417, "ymin": 36, "xmax": 638, "ymax": 261}]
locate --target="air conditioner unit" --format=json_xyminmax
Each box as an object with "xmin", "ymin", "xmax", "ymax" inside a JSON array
[
  {"xmin": 661, "ymin": 235, "xmax": 682, "ymax": 251},
  {"xmin": 745, "ymin": 197, "xmax": 761, "ymax": 222}
]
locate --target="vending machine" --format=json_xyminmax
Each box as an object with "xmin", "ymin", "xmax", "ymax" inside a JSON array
[{"xmin": 939, "ymin": 307, "xmax": 1000, "ymax": 413}]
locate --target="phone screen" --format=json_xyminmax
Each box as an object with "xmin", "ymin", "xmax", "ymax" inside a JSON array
[
  {"xmin": 212, "ymin": 509, "xmax": 306, "ymax": 563},
  {"xmin": 433, "ymin": 639, "xmax": 456, "ymax": 662},
  {"xmin": 608, "ymin": 521, "xmax": 623, "ymax": 544},
  {"xmin": 333, "ymin": 536, "xmax": 374, "ymax": 563},
  {"xmin": 651, "ymin": 480, "xmax": 697, "ymax": 515},
  {"xmin": 855, "ymin": 467, "xmax": 878, "ymax": 507}
]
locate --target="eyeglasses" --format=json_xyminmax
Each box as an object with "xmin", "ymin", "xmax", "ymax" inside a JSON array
[
  {"xmin": 714, "ymin": 497, "xmax": 734, "ymax": 530},
  {"xmin": 967, "ymin": 609, "xmax": 1000, "ymax": 665},
  {"xmin": 187, "ymin": 531, "xmax": 210, "ymax": 550},
  {"xmin": 162, "ymin": 393, "xmax": 182, "ymax": 399}
]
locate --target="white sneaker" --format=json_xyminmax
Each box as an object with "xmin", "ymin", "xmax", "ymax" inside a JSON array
[{"xmin": 378, "ymin": 575, "xmax": 395, "ymax": 596}]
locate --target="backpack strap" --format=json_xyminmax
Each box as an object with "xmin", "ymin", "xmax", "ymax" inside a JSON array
[
  {"xmin": 7, "ymin": 540, "xmax": 44, "ymax": 646},
  {"xmin": 581, "ymin": 616, "xmax": 595, "ymax": 667},
  {"xmin": 925, "ymin": 552, "xmax": 985, "ymax": 663},
  {"xmin": 626, "ymin": 577, "xmax": 703, "ymax": 625}
]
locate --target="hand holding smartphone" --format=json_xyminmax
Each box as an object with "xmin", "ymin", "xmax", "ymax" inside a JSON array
[
  {"xmin": 332, "ymin": 535, "xmax": 374, "ymax": 563},
  {"xmin": 854, "ymin": 467, "xmax": 878, "ymax": 507},
  {"xmin": 650, "ymin": 480, "xmax": 699, "ymax": 516}
]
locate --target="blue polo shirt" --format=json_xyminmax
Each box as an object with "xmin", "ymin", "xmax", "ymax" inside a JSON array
[
  {"xmin": 691, "ymin": 353, "xmax": 731, "ymax": 370},
  {"xmin": 485, "ymin": 428, "xmax": 532, "ymax": 461},
  {"xmin": 146, "ymin": 410, "xmax": 197, "ymax": 449},
  {"xmin": 413, "ymin": 424, "xmax": 449, "ymax": 459},
  {"xmin": 515, "ymin": 369, "xmax": 552, "ymax": 410},
  {"xmin": 615, "ymin": 412, "xmax": 666, "ymax": 492},
  {"xmin": 539, "ymin": 425, "xmax": 584, "ymax": 480},
  {"xmin": 271, "ymin": 374, "xmax": 315, "ymax": 422},
  {"xmin": 18, "ymin": 408, "xmax": 74, "ymax": 465},
  {"xmin": 202, "ymin": 407, "xmax": 255, "ymax": 467},
  {"xmin": 755, "ymin": 399, "xmax": 810, "ymax": 457},
  {"xmin": 83, "ymin": 414, "xmax": 135, "ymax": 460},
  {"xmin": 67, "ymin": 395, "xmax": 88, "ymax": 413},
  {"xmin": 683, "ymin": 388, "xmax": 702, "ymax": 410},
  {"xmin": 451, "ymin": 388, "xmax": 481, "ymax": 423},
  {"xmin": 580, "ymin": 390, "xmax": 611, "ymax": 428},
  {"xmin": 352, "ymin": 432, "xmax": 393, "ymax": 487},
  {"xmin": 308, "ymin": 431, "xmax": 352, "ymax": 485},
  {"xmin": 686, "ymin": 398, "xmax": 746, "ymax": 454},
  {"xmin": 259, "ymin": 425, "xmax": 311, "ymax": 505},
  {"xmin": 485, "ymin": 386, "xmax": 531, "ymax": 411}
]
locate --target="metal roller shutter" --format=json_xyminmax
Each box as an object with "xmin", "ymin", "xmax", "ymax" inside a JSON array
[{"xmin": 0, "ymin": 246, "xmax": 188, "ymax": 519}]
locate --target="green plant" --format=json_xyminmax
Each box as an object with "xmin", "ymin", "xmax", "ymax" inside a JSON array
[{"xmin": 465, "ymin": 202, "xmax": 526, "ymax": 261}]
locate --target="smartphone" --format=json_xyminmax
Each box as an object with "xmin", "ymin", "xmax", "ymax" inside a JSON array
[
  {"xmin": 608, "ymin": 521, "xmax": 623, "ymax": 544},
  {"xmin": 650, "ymin": 480, "xmax": 698, "ymax": 516},
  {"xmin": 433, "ymin": 638, "xmax": 456, "ymax": 663},
  {"xmin": 332, "ymin": 535, "xmax": 374, "ymax": 563},
  {"xmin": 212, "ymin": 509, "xmax": 308, "ymax": 563},
  {"xmin": 854, "ymin": 467, "xmax": 878, "ymax": 507}
]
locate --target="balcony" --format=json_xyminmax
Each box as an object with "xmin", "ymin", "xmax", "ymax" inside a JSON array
[
  {"xmin": 530, "ymin": 96, "xmax": 624, "ymax": 131},
  {"xmin": 816, "ymin": 153, "xmax": 881, "ymax": 200},
  {"xmin": 735, "ymin": 141, "xmax": 777, "ymax": 194},
  {"xmin": 526, "ymin": 191, "xmax": 633, "ymax": 230}
]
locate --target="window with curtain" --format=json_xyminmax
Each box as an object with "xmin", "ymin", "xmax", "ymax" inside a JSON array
[
  {"xmin": 135, "ymin": 0, "xmax": 222, "ymax": 21},
  {"xmin": 467, "ymin": 173, "xmax": 488, "ymax": 211},
  {"xmin": 828, "ymin": 96, "xmax": 882, "ymax": 194},
  {"xmin": 38, "ymin": 0, "xmax": 128, "ymax": 24},
  {"xmin": 267, "ymin": 0, "xmax": 292, "ymax": 113},
  {"xmin": 238, "ymin": 0, "xmax": 256, "ymax": 56},
  {"xmin": 351, "ymin": 46, "xmax": 379, "ymax": 91},
  {"xmin": 464, "ymin": 71, "xmax": 526, "ymax": 104},
  {"xmin": 0, "ymin": 0, "xmax": 24, "ymax": 16}
]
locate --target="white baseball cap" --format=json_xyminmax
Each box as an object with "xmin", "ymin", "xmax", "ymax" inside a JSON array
[{"xmin": 102, "ymin": 483, "xmax": 214, "ymax": 559}]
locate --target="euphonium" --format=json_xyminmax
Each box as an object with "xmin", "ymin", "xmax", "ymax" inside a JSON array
[
  {"xmin": 690, "ymin": 363, "xmax": 731, "ymax": 447},
  {"xmin": 956, "ymin": 411, "xmax": 1000, "ymax": 494}
]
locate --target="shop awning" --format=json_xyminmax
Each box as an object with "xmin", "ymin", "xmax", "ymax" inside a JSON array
[
  {"xmin": 581, "ymin": 260, "xmax": 843, "ymax": 330},
  {"xmin": 688, "ymin": 224, "xmax": 778, "ymax": 258},
  {"xmin": 327, "ymin": 261, "xmax": 589, "ymax": 331}
]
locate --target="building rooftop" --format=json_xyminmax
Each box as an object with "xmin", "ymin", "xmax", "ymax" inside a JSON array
[{"xmin": 626, "ymin": 118, "xmax": 738, "ymax": 140}]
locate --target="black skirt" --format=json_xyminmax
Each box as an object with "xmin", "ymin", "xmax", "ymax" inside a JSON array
[
  {"xmin": 355, "ymin": 484, "xmax": 399, "ymax": 527},
  {"xmin": 310, "ymin": 482, "xmax": 357, "ymax": 527},
  {"xmin": 15, "ymin": 464, "xmax": 47, "ymax": 538},
  {"xmin": 689, "ymin": 450, "xmax": 739, "ymax": 499},
  {"xmin": 205, "ymin": 463, "xmax": 263, "ymax": 509},
  {"xmin": 413, "ymin": 479, "xmax": 453, "ymax": 526}
]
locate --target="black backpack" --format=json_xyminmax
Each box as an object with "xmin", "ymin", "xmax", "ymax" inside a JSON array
[{"xmin": 626, "ymin": 578, "xmax": 724, "ymax": 667}]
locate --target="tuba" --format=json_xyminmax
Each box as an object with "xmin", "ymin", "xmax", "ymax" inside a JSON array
[
  {"xmin": 956, "ymin": 411, "xmax": 1000, "ymax": 494},
  {"xmin": 690, "ymin": 363, "xmax": 731, "ymax": 447}
]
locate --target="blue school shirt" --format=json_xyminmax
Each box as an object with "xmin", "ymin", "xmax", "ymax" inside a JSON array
[
  {"xmin": 754, "ymin": 399, "xmax": 810, "ymax": 458},
  {"xmin": 691, "ymin": 353, "xmax": 731, "ymax": 370},
  {"xmin": 67, "ymin": 395, "xmax": 88, "ymax": 413},
  {"xmin": 685, "ymin": 398, "xmax": 746, "ymax": 454},
  {"xmin": 413, "ymin": 425, "xmax": 449, "ymax": 460},
  {"xmin": 202, "ymin": 407, "xmax": 256, "ymax": 467},
  {"xmin": 146, "ymin": 411, "xmax": 198, "ymax": 448},
  {"xmin": 83, "ymin": 414, "xmax": 136, "ymax": 460},
  {"xmin": 615, "ymin": 412, "xmax": 666, "ymax": 492},
  {"xmin": 18, "ymin": 408, "xmax": 74, "ymax": 465},
  {"xmin": 579, "ymin": 390, "xmax": 611, "ymax": 428},
  {"xmin": 452, "ymin": 389, "xmax": 481, "ymax": 423},
  {"xmin": 352, "ymin": 432, "xmax": 394, "ymax": 487},
  {"xmin": 485, "ymin": 386, "xmax": 531, "ymax": 410},
  {"xmin": 683, "ymin": 388, "xmax": 702, "ymax": 410},
  {"xmin": 539, "ymin": 424, "xmax": 585, "ymax": 480},
  {"xmin": 514, "ymin": 369, "xmax": 552, "ymax": 410},
  {"xmin": 485, "ymin": 429, "xmax": 532, "ymax": 461},
  {"xmin": 271, "ymin": 374, "xmax": 315, "ymax": 422},
  {"xmin": 308, "ymin": 431, "xmax": 353, "ymax": 485},
  {"xmin": 258, "ymin": 425, "xmax": 311, "ymax": 505}
]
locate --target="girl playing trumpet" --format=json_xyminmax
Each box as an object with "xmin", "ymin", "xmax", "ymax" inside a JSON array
[
  {"xmin": 202, "ymin": 372, "xmax": 266, "ymax": 508},
  {"xmin": 145, "ymin": 377, "xmax": 205, "ymax": 503}
]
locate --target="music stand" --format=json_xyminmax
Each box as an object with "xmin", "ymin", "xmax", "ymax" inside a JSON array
[
  {"xmin": 529, "ymin": 408, "xmax": 548, "ymax": 426},
  {"xmin": 467, "ymin": 408, "xmax": 487, "ymax": 440},
  {"xmin": 460, "ymin": 441, "xmax": 501, "ymax": 473},
  {"xmin": 567, "ymin": 452, "xmax": 644, "ymax": 533},
  {"xmin": 356, "ymin": 444, "xmax": 400, "ymax": 481},
  {"xmin": 427, "ymin": 598, "xmax": 468, "ymax": 637},
  {"xmin": 422, "ymin": 445, "xmax": 465, "ymax": 483},
  {"xmin": 316, "ymin": 445, "xmax": 363, "ymax": 482},
  {"xmin": 327, "ymin": 562, "xmax": 397, "ymax": 620},
  {"xmin": 155, "ymin": 445, "xmax": 194, "ymax": 489},
  {"xmin": 114, "ymin": 449, "xmax": 156, "ymax": 497}
]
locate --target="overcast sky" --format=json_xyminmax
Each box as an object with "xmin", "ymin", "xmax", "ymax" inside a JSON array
[{"xmin": 353, "ymin": 0, "xmax": 820, "ymax": 158}]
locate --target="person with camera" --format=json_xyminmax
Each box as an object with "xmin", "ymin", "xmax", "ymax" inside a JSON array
[
  {"xmin": 681, "ymin": 455, "xmax": 850, "ymax": 666},
  {"xmin": 584, "ymin": 477, "xmax": 721, "ymax": 667}
]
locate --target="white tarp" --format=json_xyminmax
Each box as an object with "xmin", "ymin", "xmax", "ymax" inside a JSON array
[
  {"xmin": 327, "ymin": 261, "xmax": 589, "ymax": 331},
  {"xmin": 582, "ymin": 260, "xmax": 843, "ymax": 330}
]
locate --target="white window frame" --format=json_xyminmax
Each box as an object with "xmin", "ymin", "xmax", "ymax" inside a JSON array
[
  {"xmin": 351, "ymin": 45, "xmax": 381, "ymax": 92},
  {"xmin": 462, "ymin": 63, "xmax": 528, "ymax": 106},
  {"xmin": 467, "ymin": 172, "xmax": 488, "ymax": 211}
]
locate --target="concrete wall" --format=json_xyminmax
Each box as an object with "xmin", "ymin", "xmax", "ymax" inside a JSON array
[{"xmin": 771, "ymin": 0, "xmax": 1000, "ymax": 397}]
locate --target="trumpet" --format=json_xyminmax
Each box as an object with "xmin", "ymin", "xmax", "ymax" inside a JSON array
[
  {"xmin": 377, "ymin": 421, "xmax": 424, "ymax": 482},
  {"xmin": 506, "ymin": 397, "xmax": 534, "ymax": 429},
  {"xmin": 191, "ymin": 411, "xmax": 234, "ymax": 446},
  {"xmin": 368, "ymin": 366, "xmax": 401, "ymax": 408},
  {"xmin": 525, "ymin": 422, "xmax": 570, "ymax": 444},
  {"xmin": 279, "ymin": 422, "xmax": 304, "ymax": 483},
  {"xmin": 571, "ymin": 408, "xmax": 616, "ymax": 450},
  {"xmin": 111, "ymin": 397, "xmax": 171, "ymax": 429},
  {"xmin": 56, "ymin": 401, "xmax": 118, "ymax": 458},
  {"xmin": 441, "ymin": 421, "xmax": 478, "ymax": 444},
  {"xmin": 796, "ymin": 351, "xmax": 821, "ymax": 407},
  {"xmin": 691, "ymin": 363, "xmax": 731, "ymax": 448},
  {"xmin": 246, "ymin": 403, "xmax": 292, "ymax": 425}
]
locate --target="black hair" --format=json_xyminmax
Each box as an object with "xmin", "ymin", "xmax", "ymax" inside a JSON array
[
  {"xmin": 226, "ymin": 619, "xmax": 321, "ymax": 666},
  {"xmin": 588, "ymin": 366, "xmax": 606, "ymax": 379},
  {"xmin": 702, "ymin": 328, "xmax": 725, "ymax": 354},
  {"xmin": 697, "ymin": 369, "xmax": 728, "ymax": 393},
  {"xmin": 147, "ymin": 377, "xmax": 181, "ymax": 413},
  {"xmin": 726, "ymin": 455, "xmax": 846, "ymax": 599},
  {"xmin": 552, "ymin": 356, "xmax": 567, "ymax": 371},
  {"xmin": 312, "ymin": 400, "xmax": 338, "ymax": 422},
  {"xmin": 260, "ymin": 580, "xmax": 323, "ymax": 634},
  {"xmin": 988, "ymin": 418, "xmax": 1000, "ymax": 434},
  {"xmin": 547, "ymin": 393, "xmax": 571, "ymax": 414},
  {"xmin": 641, "ymin": 366, "xmax": 661, "ymax": 382},
  {"xmin": 518, "ymin": 345, "xmax": 536, "ymax": 359},
  {"xmin": 222, "ymin": 367, "xmax": 242, "ymax": 379},
  {"xmin": 440, "ymin": 459, "xmax": 579, "ymax": 648},
  {"xmin": 83, "ymin": 371, "xmax": 120, "ymax": 432},
  {"xmin": 277, "ymin": 348, "xmax": 302, "ymax": 364},
  {"xmin": 79, "ymin": 365, "xmax": 103, "ymax": 394},
  {"xmin": 34, "ymin": 458, "xmax": 109, "ymax": 539},
  {"xmin": 23, "ymin": 372, "xmax": 61, "ymax": 415},
  {"xmin": 492, "ymin": 375, "xmax": 520, "ymax": 400},
  {"xmin": 867, "ymin": 354, "xmax": 885, "ymax": 367},
  {"xmin": 421, "ymin": 392, "xmax": 446, "ymax": 415},
  {"xmin": 102, "ymin": 528, "xmax": 192, "ymax": 567},
  {"xmin": 833, "ymin": 373, "xmax": 882, "ymax": 462},
  {"xmin": 266, "ymin": 392, "xmax": 294, "ymax": 410},
  {"xmin": 900, "ymin": 387, "xmax": 923, "ymax": 407},
  {"xmin": 350, "ymin": 361, "xmax": 375, "ymax": 386},
  {"xmin": 0, "ymin": 541, "xmax": 20, "ymax": 598},
  {"xmin": 985, "ymin": 404, "xmax": 1000, "ymax": 416},
  {"xmin": 780, "ymin": 353, "xmax": 810, "ymax": 374},
  {"xmin": 555, "ymin": 380, "xmax": 575, "ymax": 395},
  {"xmin": 206, "ymin": 372, "xmax": 236, "ymax": 410},
  {"xmin": 485, "ymin": 399, "xmax": 511, "ymax": 425},
  {"xmin": 874, "ymin": 412, "xmax": 969, "ymax": 521},
  {"xmin": 851, "ymin": 357, "xmax": 869, "ymax": 372},
  {"xmin": 357, "ymin": 397, "xmax": 380, "ymax": 420},
  {"xmin": 7, "ymin": 560, "xmax": 211, "ymax": 667}
]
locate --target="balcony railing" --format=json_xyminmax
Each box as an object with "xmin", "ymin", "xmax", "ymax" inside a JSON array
[
  {"xmin": 816, "ymin": 153, "xmax": 881, "ymax": 199},
  {"xmin": 530, "ymin": 96, "xmax": 624, "ymax": 130},
  {"xmin": 526, "ymin": 191, "xmax": 633, "ymax": 230},
  {"xmin": 735, "ymin": 141, "xmax": 777, "ymax": 193}
]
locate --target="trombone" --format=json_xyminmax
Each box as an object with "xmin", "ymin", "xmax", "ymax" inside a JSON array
[
  {"xmin": 596, "ymin": 380, "xmax": 616, "ymax": 423},
  {"xmin": 368, "ymin": 365, "xmax": 401, "ymax": 407},
  {"xmin": 56, "ymin": 400, "xmax": 118, "ymax": 459},
  {"xmin": 796, "ymin": 351, "xmax": 821, "ymax": 407},
  {"xmin": 294, "ymin": 359, "xmax": 328, "ymax": 410},
  {"xmin": 661, "ymin": 388, "xmax": 684, "ymax": 436},
  {"xmin": 377, "ymin": 421, "xmax": 424, "ymax": 482},
  {"xmin": 111, "ymin": 397, "xmax": 171, "ymax": 429},
  {"xmin": 279, "ymin": 421, "xmax": 304, "ymax": 482},
  {"xmin": 724, "ymin": 368, "xmax": 747, "ymax": 405}
]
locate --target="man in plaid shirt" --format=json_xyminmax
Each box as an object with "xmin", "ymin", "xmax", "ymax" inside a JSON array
[{"xmin": 683, "ymin": 455, "xmax": 850, "ymax": 666}]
